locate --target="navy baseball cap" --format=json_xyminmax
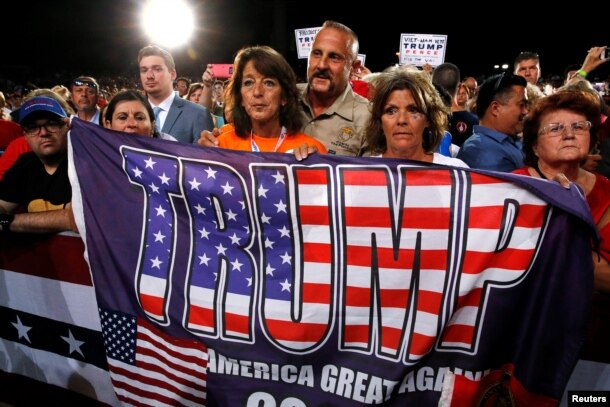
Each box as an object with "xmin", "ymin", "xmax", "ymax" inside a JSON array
[{"xmin": 18, "ymin": 96, "xmax": 67, "ymax": 125}]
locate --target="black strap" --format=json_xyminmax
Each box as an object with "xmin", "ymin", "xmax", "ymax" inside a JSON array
[{"xmin": 532, "ymin": 164, "xmax": 548, "ymax": 180}]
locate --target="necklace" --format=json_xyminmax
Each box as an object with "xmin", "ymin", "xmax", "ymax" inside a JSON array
[
  {"xmin": 532, "ymin": 163, "xmax": 548, "ymax": 179},
  {"xmin": 250, "ymin": 126, "xmax": 288, "ymax": 152}
]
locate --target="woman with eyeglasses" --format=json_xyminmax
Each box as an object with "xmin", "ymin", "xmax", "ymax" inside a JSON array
[
  {"xmin": 364, "ymin": 69, "xmax": 468, "ymax": 167},
  {"xmin": 513, "ymin": 90, "xmax": 610, "ymax": 293}
]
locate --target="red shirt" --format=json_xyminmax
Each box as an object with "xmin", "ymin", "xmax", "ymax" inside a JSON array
[
  {"xmin": 0, "ymin": 136, "xmax": 32, "ymax": 180},
  {"xmin": 514, "ymin": 166, "xmax": 610, "ymax": 260},
  {"xmin": 0, "ymin": 119, "xmax": 23, "ymax": 150}
]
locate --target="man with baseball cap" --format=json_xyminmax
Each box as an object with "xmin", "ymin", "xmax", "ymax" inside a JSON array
[{"xmin": 0, "ymin": 96, "xmax": 76, "ymax": 233}]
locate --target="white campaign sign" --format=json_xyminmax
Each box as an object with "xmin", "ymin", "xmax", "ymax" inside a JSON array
[
  {"xmin": 294, "ymin": 27, "xmax": 322, "ymax": 59},
  {"xmin": 399, "ymin": 33, "xmax": 447, "ymax": 67}
]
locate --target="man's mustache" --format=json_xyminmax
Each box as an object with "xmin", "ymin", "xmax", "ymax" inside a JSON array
[{"xmin": 313, "ymin": 71, "xmax": 331, "ymax": 80}]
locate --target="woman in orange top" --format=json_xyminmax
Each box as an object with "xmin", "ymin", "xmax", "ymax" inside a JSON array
[{"xmin": 200, "ymin": 46, "xmax": 326, "ymax": 159}]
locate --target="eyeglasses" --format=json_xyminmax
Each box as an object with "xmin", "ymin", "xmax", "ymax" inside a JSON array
[
  {"xmin": 538, "ymin": 120, "xmax": 592, "ymax": 137},
  {"xmin": 72, "ymin": 79, "xmax": 98, "ymax": 89},
  {"xmin": 23, "ymin": 121, "xmax": 65, "ymax": 137}
]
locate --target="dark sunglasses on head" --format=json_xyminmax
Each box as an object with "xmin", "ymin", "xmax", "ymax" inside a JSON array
[
  {"xmin": 517, "ymin": 51, "xmax": 539, "ymax": 59},
  {"xmin": 492, "ymin": 72, "xmax": 508, "ymax": 92},
  {"xmin": 72, "ymin": 79, "xmax": 98, "ymax": 89}
]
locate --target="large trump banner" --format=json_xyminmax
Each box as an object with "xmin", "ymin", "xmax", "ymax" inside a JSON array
[{"xmin": 68, "ymin": 119, "xmax": 595, "ymax": 406}]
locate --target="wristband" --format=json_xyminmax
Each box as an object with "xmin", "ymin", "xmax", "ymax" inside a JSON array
[
  {"xmin": 576, "ymin": 69, "xmax": 588, "ymax": 78},
  {"xmin": 0, "ymin": 213, "xmax": 14, "ymax": 233}
]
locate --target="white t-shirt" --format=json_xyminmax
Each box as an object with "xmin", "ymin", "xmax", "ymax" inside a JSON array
[
  {"xmin": 150, "ymin": 93, "xmax": 175, "ymax": 130},
  {"xmin": 370, "ymin": 152, "xmax": 469, "ymax": 168},
  {"xmin": 431, "ymin": 152, "xmax": 469, "ymax": 168}
]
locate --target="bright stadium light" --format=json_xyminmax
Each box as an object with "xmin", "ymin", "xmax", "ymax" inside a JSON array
[{"xmin": 141, "ymin": 0, "xmax": 195, "ymax": 49}]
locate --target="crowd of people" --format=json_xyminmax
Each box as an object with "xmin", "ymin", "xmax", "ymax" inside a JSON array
[
  {"xmin": 1, "ymin": 19, "xmax": 609, "ymax": 277},
  {"xmin": 1, "ymin": 19, "xmax": 609, "ymax": 383}
]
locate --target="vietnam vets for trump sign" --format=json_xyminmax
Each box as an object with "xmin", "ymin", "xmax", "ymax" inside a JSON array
[
  {"xmin": 400, "ymin": 33, "xmax": 447, "ymax": 67},
  {"xmin": 68, "ymin": 119, "xmax": 595, "ymax": 406},
  {"xmin": 294, "ymin": 26, "xmax": 321, "ymax": 59}
]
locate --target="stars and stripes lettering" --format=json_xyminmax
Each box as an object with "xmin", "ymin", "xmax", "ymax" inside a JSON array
[
  {"xmin": 439, "ymin": 173, "xmax": 548, "ymax": 353},
  {"xmin": 119, "ymin": 148, "xmax": 549, "ymax": 361},
  {"xmin": 338, "ymin": 167, "xmax": 548, "ymax": 363},
  {"xmin": 254, "ymin": 166, "xmax": 335, "ymax": 351},
  {"xmin": 123, "ymin": 148, "xmax": 180, "ymax": 324},
  {"xmin": 182, "ymin": 160, "xmax": 255, "ymax": 340}
]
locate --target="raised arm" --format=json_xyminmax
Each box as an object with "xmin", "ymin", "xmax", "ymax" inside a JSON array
[{"xmin": 198, "ymin": 64, "xmax": 215, "ymax": 111}]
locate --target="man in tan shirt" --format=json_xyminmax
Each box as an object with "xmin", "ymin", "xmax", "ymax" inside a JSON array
[
  {"xmin": 299, "ymin": 20, "xmax": 370, "ymax": 156},
  {"xmin": 197, "ymin": 20, "xmax": 370, "ymax": 157}
]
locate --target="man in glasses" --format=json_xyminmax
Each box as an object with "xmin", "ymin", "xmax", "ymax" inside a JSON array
[
  {"xmin": 457, "ymin": 73, "xmax": 528, "ymax": 172},
  {"xmin": 71, "ymin": 76, "xmax": 101, "ymax": 124},
  {"xmin": 0, "ymin": 96, "xmax": 75, "ymax": 233}
]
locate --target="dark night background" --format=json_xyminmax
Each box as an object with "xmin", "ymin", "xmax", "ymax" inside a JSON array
[{"xmin": 2, "ymin": 0, "xmax": 609, "ymax": 90}]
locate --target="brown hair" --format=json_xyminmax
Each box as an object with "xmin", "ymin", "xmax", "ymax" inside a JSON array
[
  {"xmin": 522, "ymin": 90, "xmax": 601, "ymax": 166},
  {"xmin": 138, "ymin": 45, "xmax": 176, "ymax": 72},
  {"xmin": 185, "ymin": 82, "xmax": 204, "ymax": 101},
  {"xmin": 225, "ymin": 46, "xmax": 303, "ymax": 137},
  {"xmin": 365, "ymin": 70, "xmax": 449, "ymax": 155}
]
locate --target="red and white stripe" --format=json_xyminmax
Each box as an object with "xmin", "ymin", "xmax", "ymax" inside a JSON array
[
  {"xmin": 441, "ymin": 173, "xmax": 547, "ymax": 351},
  {"xmin": 262, "ymin": 167, "xmax": 334, "ymax": 351}
]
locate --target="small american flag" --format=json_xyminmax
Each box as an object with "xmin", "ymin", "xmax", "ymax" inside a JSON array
[{"xmin": 100, "ymin": 308, "xmax": 208, "ymax": 406}]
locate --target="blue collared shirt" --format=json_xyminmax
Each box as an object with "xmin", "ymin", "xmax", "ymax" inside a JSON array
[{"xmin": 457, "ymin": 125, "xmax": 524, "ymax": 172}]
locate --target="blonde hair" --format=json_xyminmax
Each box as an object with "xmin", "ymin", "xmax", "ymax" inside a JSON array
[
  {"xmin": 26, "ymin": 88, "xmax": 75, "ymax": 116},
  {"xmin": 51, "ymin": 85, "xmax": 72, "ymax": 104}
]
